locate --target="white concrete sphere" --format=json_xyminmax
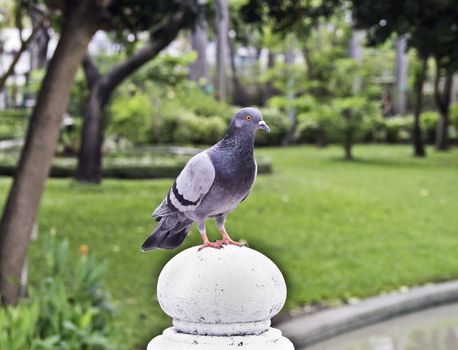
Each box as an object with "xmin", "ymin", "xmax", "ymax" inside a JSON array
[{"xmin": 157, "ymin": 245, "xmax": 287, "ymax": 336}]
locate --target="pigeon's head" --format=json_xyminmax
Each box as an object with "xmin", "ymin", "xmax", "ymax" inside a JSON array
[{"xmin": 231, "ymin": 107, "xmax": 270, "ymax": 135}]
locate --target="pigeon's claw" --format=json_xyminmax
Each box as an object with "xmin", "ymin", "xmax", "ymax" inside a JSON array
[
  {"xmin": 217, "ymin": 238, "xmax": 246, "ymax": 247},
  {"xmin": 216, "ymin": 226, "xmax": 247, "ymax": 248},
  {"xmin": 198, "ymin": 241, "xmax": 222, "ymax": 251}
]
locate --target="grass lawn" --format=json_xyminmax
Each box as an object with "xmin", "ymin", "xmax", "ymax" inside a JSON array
[{"xmin": 1, "ymin": 144, "xmax": 458, "ymax": 349}]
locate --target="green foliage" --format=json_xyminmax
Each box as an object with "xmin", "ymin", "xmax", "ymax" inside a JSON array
[
  {"xmin": 173, "ymin": 82, "xmax": 234, "ymax": 119},
  {"xmin": 255, "ymin": 108, "xmax": 291, "ymax": 146},
  {"xmin": 327, "ymin": 97, "xmax": 377, "ymax": 158},
  {"xmin": 131, "ymin": 53, "xmax": 198, "ymax": 87},
  {"xmin": 0, "ymin": 109, "xmax": 28, "ymax": 140},
  {"xmin": 451, "ymin": 102, "xmax": 458, "ymax": 130},
  {"xmin": 297, "ymin": 97, "xmax": 377, "ymax": 155},
  {"xmin": 107, "ymin": 53, "xmax": 236, "ymax": 146},
  {"xmin": 296, "ymin": 105, "xmax": 334, "ymax": 144},
  {"xmin": 0, "ymin": 299, "xmax": 41, "ymax": 350},
  {"xmin": 383, "ymin": 116, "xmax": 413, "ymax": 143},
  {"xmin": 109, "ymin": 93, "xmax": 153, "ymax": 144},
  {"xmin": 420, "ymin": 111, "xmax": 439, "ymax": 144},
  {"xmin": 352, "ymin": 0, "xmax": 458, "ymax": 70},
  {"xmin": 68, "ymin": 69, "xmax": 87, "ymax": 117},
  {"xmin": 0, "ymin": 235, "xmax": 117, "ymax": 349},
  {"xmin": 240, "ymin": 0, "xmax": 340, "ymax": 35}
]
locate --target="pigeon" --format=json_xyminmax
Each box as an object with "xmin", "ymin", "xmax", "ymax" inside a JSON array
[{"xmin": 141, "ymin": 107, "xmax": 270, "ymax": 251}]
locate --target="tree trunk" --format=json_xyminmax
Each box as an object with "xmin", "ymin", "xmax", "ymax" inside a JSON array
[
  {"xmin": 76, "ymin": 18, "xmax": 185, "ymax": 183},
  {"xmin": 343, "ymin": 111, "xmax": 354, "ymax": 160},
  {"xmin": 349, "ymin": 27, "xmax": 363, "ymax": 93},
  {"xmin": 189, "ymin": 17, "xmax": 209, "ymax": 85},
  {"xmin": 263, "ymin": 50, "xmax": 276, "ymax": 103},
  {"xmin": 302, "ymin": 46, "xmax": 314, "ymax": 80},
  {"xmin": 316, "ymin": 126, "xmax": 327, "ymax": 148},
  {"xmin": 30, "ymin": 28, "xmax": 50, "ymax": 69},
  {"xmin": 228, "ymin": 34, "xmax": 245, "ymax": 105},
  {"xmin": 75, "ymin": 77, "xmax": 108, "ymax": 184},
  {"xmin": 214, "ymin": 0, "xmax": 229, "ymax": 101},
  {"xmin": 395, "ymin": 35, "xmax": 408, "ymax": 115},
  {"xmin": 434, "ymin": 62, "xmax": 453, "ymax": 151},
  {"xmin": 283, "ymin": 37, "xmax": 297, "ymax": 145},
  {"xmin": 344, "ymin": 142, "xmax": 353, "ymax": 160},
  {"xmin": 0, "ymin": 6, "xmax": 97, "ymax": 305},
  {"xmin": 412, "ymin": 57, "xmax": 427, "ymax": 157}
]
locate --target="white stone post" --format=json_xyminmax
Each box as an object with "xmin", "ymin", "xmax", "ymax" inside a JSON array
[{"xmin": 147, "ymin": 245, "xmax": 294, "ymax": 350}]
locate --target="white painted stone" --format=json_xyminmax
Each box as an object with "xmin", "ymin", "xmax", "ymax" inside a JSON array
[
  {"xmin": 148, "ymin": 245, "xmax": 294, "ymax": 349},
  {"xmin": 147, "ymin": 327, "xmax": 294, "ymax": 350}
]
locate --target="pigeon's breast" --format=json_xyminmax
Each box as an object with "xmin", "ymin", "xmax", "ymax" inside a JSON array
[{"xmin": 196, "ymin": 150, "xmax": 256, "ymax": 217}]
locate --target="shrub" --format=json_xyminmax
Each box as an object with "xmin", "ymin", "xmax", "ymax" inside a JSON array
[
  {"xmin": 420, "ymin": 111, "xmax": 439, "ymax": 144},
  {"xmin": 384, "ymin": 115, "xmax": 413, "ymax": 143},
  {"xmin": 0, "ymin": 235, "xmax": 117, "ymax": 349},
  {"xmin": 450, "ymin": 102, "xmax": 458, "ymax": 142},
  {"xmin": 296, "ymin": 112, "xmax": 320, "ymax": 143},
  {"xmin": 171, "ymin": 112, "xmax": 201, "ymax": 144},
  {"xmin": 174, "ymin": 81, "xmax": 234, "ymax": 120},
  {"xmin": 296, "ymin": 105, "xmax": 335, "ymax": 145},
  {"xmin": 255, "ymin": 108, "xmax": 290, "ymax": 146},
  {"xmin": 197, "ymin": 116, "xmax": 227, "ymax": 144},
  {"xmin": 0, "ymin": 109, "xmax": 29, "ymax": 140},
  {"xmin": 109, "ymin": 93, "xmax": 153, "ymax": 144},
  {"xmin": 368, "ymin": 115, "xmax": 389, "ymax": 143},
  {"xmin": 326, "ymin": 97, "xmax": 377, "ymax": 159}
]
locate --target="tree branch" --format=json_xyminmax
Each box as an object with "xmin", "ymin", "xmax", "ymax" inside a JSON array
[
  {"xmin": 0, "ymin": 18, "xmax": 48, "ymax": 91},
  {"xmin": 433, "ymin": 58, "xmax": 454, "ymax": 115},
  {"xmin": 100, "ymin": 12, "xmax": 187, "ymax": 96},
  {"xmin": 82, "ymin": 56, "xmax": 102, "ymax": 89}
]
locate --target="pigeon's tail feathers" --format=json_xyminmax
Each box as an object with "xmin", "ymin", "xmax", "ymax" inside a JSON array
[{"xmin": 141, "ymin": 213, "xmax": 193, "ymax": 251}]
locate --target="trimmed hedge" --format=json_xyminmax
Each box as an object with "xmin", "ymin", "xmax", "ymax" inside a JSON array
[{"xmin": 0, "ymin": 154, "xmax": 272, "ymax": 179}]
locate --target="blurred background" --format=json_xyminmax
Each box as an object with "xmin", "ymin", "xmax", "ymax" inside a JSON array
[{"xmin": 0, "ymin": 0, "xmax": 457, "ymax": 349}]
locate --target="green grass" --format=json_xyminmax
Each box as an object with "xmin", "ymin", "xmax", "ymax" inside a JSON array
[{"xmin": 1, "ymin": 144, "xmax": 458, "ymax": 349}]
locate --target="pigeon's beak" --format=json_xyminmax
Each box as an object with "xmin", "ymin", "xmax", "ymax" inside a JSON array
[{"xmin": 258, "ymin": 120, "xmax": 270, "ymax": 133}]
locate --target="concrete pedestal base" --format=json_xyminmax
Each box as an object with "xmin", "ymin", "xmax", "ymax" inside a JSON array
[
  {"xmin": 147, "ymin": 327, "xmax": 294, "ymax": 350},
  {"xmin": 146, "ymin": 246, "xmax": 294, "ymax": 349}
]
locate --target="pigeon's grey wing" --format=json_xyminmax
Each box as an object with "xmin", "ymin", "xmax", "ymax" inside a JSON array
[
  {"xmin": 167, "ymin": 151, "xmax": 215, "ymax": 212},
  {"xmin": 152, "ymin": 198, "xmax": 171, "ymax": 221}
]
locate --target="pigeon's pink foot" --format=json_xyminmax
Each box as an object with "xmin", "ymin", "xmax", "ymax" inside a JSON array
[
  {"xmin": 217, "ymin": 227, "xmax": 247, "ymax": 247},
  {"xmin": 198, "ymin": 241, "xmax": 222, "ymax": 251},
  {"xmin": 216, "ymin": 238, "xmax": 246, "ymax": 247}
]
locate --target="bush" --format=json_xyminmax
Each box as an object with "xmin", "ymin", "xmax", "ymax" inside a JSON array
[
  {"xmin": 0, "ymin": 109, "xmax": 29, "ymax": 140},
  {"xmin": 326, "ymin": 97, "xmax": 377, "ymax": 159},
  {"xmin": 255, "ymin": 108, "xmax": 290, "ymax": 146},
  {"xmin": 451, "ymin": 102, "xmax": 458, "ymax": 142},
  {"xmin": 0, "ymin": 235, "xmax": 117, "ymax": 349},
  {"xmin": 174, "ymin": 81, "xmax": 234, "ymax": 120},
  {"xmin": 384, "ymin": 115, "xmax": 413, "ymax": 143},
  {"xmin": 420, "ymin": 111, "xmax": 439, "ymax": 144},
  {"xmin": 296, "ymin": 105, "xmax": 335, "ymax": 145},
  {"xmin": 197, "ymin": 116, "xmax": 227, "ymax": 144},
  {"xmin": 109, "ymin": 93, "xmax": 153, "ymax": 144}
]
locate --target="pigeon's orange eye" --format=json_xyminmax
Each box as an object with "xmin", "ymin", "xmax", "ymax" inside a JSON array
[{"xmin": 245, "ymin": 115, "xmax": 252, "ymax": 121}]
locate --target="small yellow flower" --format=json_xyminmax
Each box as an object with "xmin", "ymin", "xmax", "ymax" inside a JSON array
[{"xmin": 79, "ymin": 244, "xmax": 89, "ymax": 255}]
